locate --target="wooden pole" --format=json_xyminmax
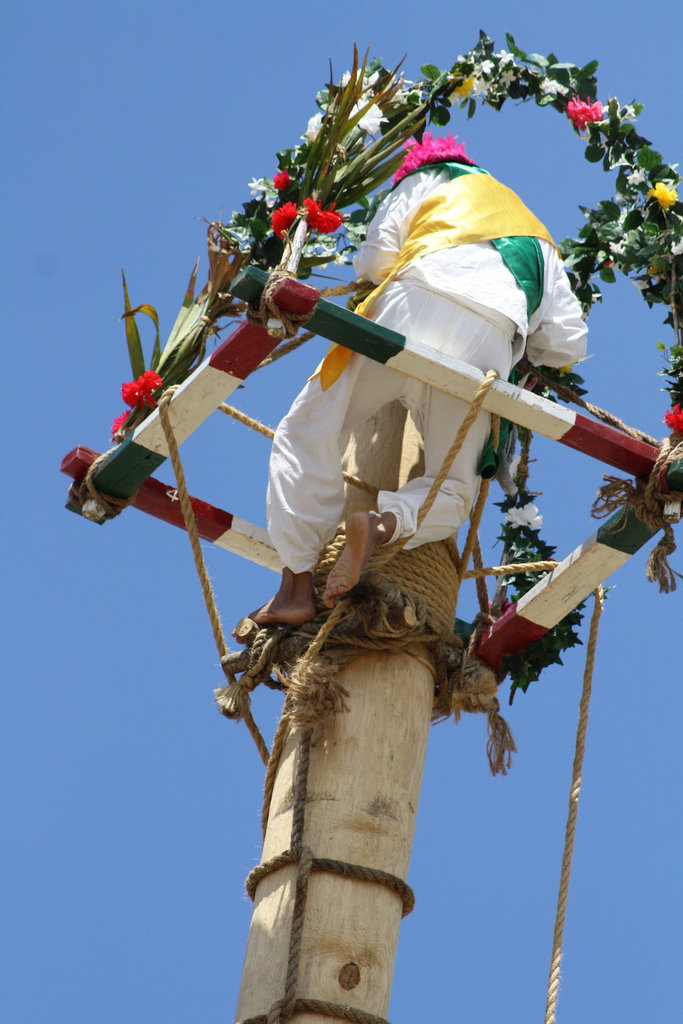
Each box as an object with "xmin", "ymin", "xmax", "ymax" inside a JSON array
[{"xmin": 235, "ymin": 406, "xmax": 433, "ymax": 1023}]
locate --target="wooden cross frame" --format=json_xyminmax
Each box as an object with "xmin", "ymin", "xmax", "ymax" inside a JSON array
[{"xmin": 61, "ymin": 268, "xmax": 682, "ymax": 670}]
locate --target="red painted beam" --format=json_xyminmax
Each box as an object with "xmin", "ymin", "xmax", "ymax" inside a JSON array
[
  {"xmin": 475, "ymin": 605, "xmax": 549, "ymax": 673},
  {"xmin": 560, "ymin": 412, "xmax": 658, "ymax": 480},
  {"xmin": 61, "ymin": 446, "xmax": 233, "ymax": 542},
  {"xmin": 209, "ymin": 276, "xmax": 319, "ymax": 379}
]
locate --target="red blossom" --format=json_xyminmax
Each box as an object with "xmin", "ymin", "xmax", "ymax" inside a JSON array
[
  {"xmin": 567, "ymin": 96, "xmax": 604, "ymax": 132},
  {"xmin": 271, "ymin": 201, "xmax": 298, "ymax": 238},
  {"xmin": 303, "ymin": 197, "xmax": 343, "ymax": 234},
  {"xmin": 111, "ymin": 410, "xmax": 129, "ymax": 438},
  {"xmin": 121, "ymin": 369, "xmax": 163, "ymax": 410},
  {"xmin": 664, "ymin": 403, "xmax": 683, "ymax": 433},
  {"xmin": 273, "ymin": 170, "xmax": 291, "ymax": 190}
]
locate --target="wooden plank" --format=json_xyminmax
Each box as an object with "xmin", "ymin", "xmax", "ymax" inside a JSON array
[
  {"xmin": 475, "ymin": 495, "xmax": 673, "ymax": 671},
  {"xmin": 61, "ymin": 446, "xmax": 279, "ymax": 570},
  {"xmin": 231, "ymin": 266, "xmax": 660, "ymax": 479}
]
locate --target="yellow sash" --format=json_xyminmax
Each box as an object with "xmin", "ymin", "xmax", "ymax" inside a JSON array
[{"xmin": 317, "ymin": 173, "xmax": 557, "ymax": 390}]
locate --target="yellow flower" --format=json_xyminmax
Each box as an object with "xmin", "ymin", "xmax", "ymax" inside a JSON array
[
  {"xmin": 647, "ymin": 182, "xmax": 678, "ymax": 210},
  {"xmin": 450, "ymin": 76, "xmax": 475, "ymax": 99},
  {"xmin": 559, "ymin": 365, "xmax": 574, "ymax": 374}
]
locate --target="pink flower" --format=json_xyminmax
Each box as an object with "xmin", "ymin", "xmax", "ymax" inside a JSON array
[
  {"xmin": 664, "ymin": 403, "xmax": 683, "ymax": 433},
  {"xmin": 394, "ymin": 131, "xmax": 474, "ymax": 184},
  {"xmin": 111, "ymin": 410, "xmax": 129, "ymax": 439},
  {"xmin": 303, "ymin": 197, "xmax": 343, "ymax": 234},
  {"xmin": 271, "ymin": 201, "xmax": 298, "ymax": 238},
  {"xmin": 273, "ymin": 170, "xmax": 291, "ymax": 190},
  {"xmin": 121, "ymin": 369, "xmax": 163, "ymax": 410},
  {"xmin": 567, "ymin": 96, "xmax": 604, "ymax": 132}
]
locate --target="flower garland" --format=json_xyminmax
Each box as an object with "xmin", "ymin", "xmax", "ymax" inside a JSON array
[{"xmin": 109, "ymin": 35, "xmax": 681, "ymax": 698}]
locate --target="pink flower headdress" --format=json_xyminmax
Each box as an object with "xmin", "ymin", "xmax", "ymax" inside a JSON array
[{"xmin": 393, "ymin": 131, "xmax": 474, "ymax": 184}]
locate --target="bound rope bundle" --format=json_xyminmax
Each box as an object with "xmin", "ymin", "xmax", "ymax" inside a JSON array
[{"xmin": 592, "ymin": 433, "xmax": 682, "ymax": 592}]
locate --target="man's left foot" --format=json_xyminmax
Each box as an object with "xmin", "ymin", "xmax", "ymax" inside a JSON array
[
  {"xmin": 322, "ymin": 510, "xmax": 396, "ymax": 608},
  {"xmin": 233, "ymin": 568, "xmax": 316, "ymax": 631}
]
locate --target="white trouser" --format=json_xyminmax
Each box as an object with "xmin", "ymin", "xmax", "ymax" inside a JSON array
[{"xmin": 267, "ymin": 278, "xmax": 515, "ymax": 573}]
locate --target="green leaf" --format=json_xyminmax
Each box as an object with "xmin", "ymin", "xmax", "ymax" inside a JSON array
[
  {"xmin": 120, "ymin": 270, "xmax": 146, "ymax": 379},
  {"xmin": 579, "ymin": 59, "xmax": 599, "ymax": 78},
  {"xmin": 431, "ymin": 104, "xmax": 451, "ymax": 126},
  {"xmin": 581, "ymin": 143, "xmax": 602, "ymax": 162},
  {"xmin": 420, "ymin": 63, "xmax": 440, "ymax": 81},
  {"xmin": 638, "ymin": 145, "xmax": 663, "ymax": 170},
  {"xmin": 504, "ymin": 33, "xmax": 527, "ymax": 60},
  {"xmin": 623, "ymin": 209, "xmax": 643, "ymax": 230}
]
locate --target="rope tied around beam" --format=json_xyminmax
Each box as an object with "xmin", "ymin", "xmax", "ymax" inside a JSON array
[
  {"xmin": 68, "ymin": 445, "xmax": 136, "ymax": 521},
  {"xmin": 592, "ymin": 432, "xmax": 683, "ymax": 592}
]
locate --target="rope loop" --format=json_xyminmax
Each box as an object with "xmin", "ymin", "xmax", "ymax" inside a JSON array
[
  {"xmin": 246, "ymin": 267, "xmax": 316, "ymax": 339},
  {"xmin": 593, "ymin": 435, "xmax": 682, "ymax": 592}
]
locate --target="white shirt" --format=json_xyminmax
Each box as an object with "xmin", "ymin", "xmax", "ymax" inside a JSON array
[{"xmin": 353, "ymin": 167, "xmax": 588, "ymax": 370}]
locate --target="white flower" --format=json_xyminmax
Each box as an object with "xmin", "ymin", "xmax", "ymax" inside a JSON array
[
  {"xmin": 611, "ymin": 239, "xmax": 627, "ymax": 256},
  {"xmin": 672, "ymin": 239, "xmax": 683, "ymax": 256},
  {"xmin": 499, "ymin": 67, "xmax": 516, "ymax": 89},
  {"xmin": 351, "ymin": 101, "xmax": 386, "ymax": 135},
  {"xmin": 495, "ymin": 50, "xmax": 515, "ymax": 65},
  {"xmin": 470, "ymin": 77, "xmax": 489, "ymax": 98},
  {"xmin": 505, "ymin": 502, "xmax": 543, "ymax": 530},
  {"xmin": 303, "ymin": 112, "xmax": 323, "ymax": 141},
  {"xmin": 478, "ymin": 59, "xmax": 494, "ymax": 75},
  {"xmin": 339, "ymin": 70, "xmax": 379, "ymax": 90},
  {"xmin": 626, "ymin": 167, "xmax": 647, "ymax": 187},
  {"xmin": 248, "ymin": 177, "xmax": 265, "ymax": 197},
  {"xmin": 540, "ymin": 79, "xmax": 568, "ymax": 97}
]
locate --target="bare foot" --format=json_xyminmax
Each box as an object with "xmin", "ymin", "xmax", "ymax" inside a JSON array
[
  {"xmin": 237, "ymin": 569, "xmax": 316, "ymax": 629},
  {"xmin": 323, "ymin": 511, "xmax": 396, "ymax": 608}
]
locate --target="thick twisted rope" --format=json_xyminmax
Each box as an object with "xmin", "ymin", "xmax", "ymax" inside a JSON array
[
  {"xmin": 544, "ymin": 586, "xmax": 604, "ymax": 1024},
  {"xmin": 156, "ymin": 389, "xmax": 270, "ymax": 765}
]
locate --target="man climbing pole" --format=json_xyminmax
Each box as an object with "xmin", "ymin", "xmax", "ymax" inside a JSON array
[{"xmin": 249, "ymin": 133, "xmax": 588, "ymax": 627}]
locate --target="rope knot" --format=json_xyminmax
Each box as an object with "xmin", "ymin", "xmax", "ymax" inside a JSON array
[
  {"xmin": 246, "ymin": 268, "xmax": 315, "ymax": 339},
  {"xmin": 593, "ymin": 436, "xmax": 682, "ymax": 592}
]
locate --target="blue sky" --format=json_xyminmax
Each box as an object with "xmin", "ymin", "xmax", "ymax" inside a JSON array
[{"xmin": 2, "ymin": 2, "xmax": 681, "ymax": 1022}]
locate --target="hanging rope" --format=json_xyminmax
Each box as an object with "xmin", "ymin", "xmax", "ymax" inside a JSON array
[
  {"xmin": 544, "ymin": 585, "xmax": 604, "ymax": 1024},
  {"xmin": 156, "ymin": 388, "xmax": 270, "ymax": 766}
]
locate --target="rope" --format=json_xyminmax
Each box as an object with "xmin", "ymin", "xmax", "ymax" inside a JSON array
[
  {"xmin": 70, "ymin": 446, "xmax": 135, "ymax": 521},
  {"xmin": 544, "ymin": 585, "xmax": 604, "ymax": 1024},
  {"xmin": 246, "ymin": 268, "xmax": 315, "ymax": 339},
  {"xmin": 218, "ymin": 403, "xmax": 378, "ymax": 497},
  {"xmin": 245, "ymin": 852, "xmax": 415, "ymax": 917},
  {"xmin": 256, "ymin": 330, "xmax": 315, "ymax": 368},
  {"xmin": 592, "ymin": 435, "xmax": 683, "ymax": 592},
  {"xmin": 518, "ymin": 358, "xmax": 659, "ymax": 447},
  {"xmin": 156, "ymin": 389, "xmax": 270, "ymax": 766},
  {"xmin": 237, "ymin": 1000, "xmax": 390, "ymax": 1024}
]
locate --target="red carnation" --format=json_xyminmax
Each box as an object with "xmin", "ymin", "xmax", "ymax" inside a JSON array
[
  {"xmin": 566, "ymin": 96, "xmax": 604, "ymax": 132},
  {"xmin": 111, "ymin": 410, "xmax": 130, "ymax": 439},
  {"xmin": 121, "ymin": 369, "xmax": 163, "ymax": 410},
  {"xmin": 664, "ymin": 403, "xmax": 683, "ymax": 433},
  {"xmin": 303, "ymin": 197, "xmax": 343, "ymax": 234},
  {"xmin": 271, "ymin": 201, "xmax": 298, "ymax": 238},
  {"xmin": 273, "ymin": 170, "xmax": 291, "ymax": 190}
]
